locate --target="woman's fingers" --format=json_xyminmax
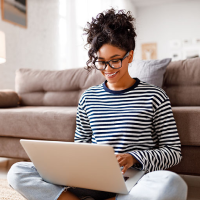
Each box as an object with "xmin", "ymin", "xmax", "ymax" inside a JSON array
[
  {"xmin": 121, "ymin": 164, "xmax": 129, "ymax": 174},
  {"xmin": 116, "ymin": 154, "xmax": 123, "ymax": 162},
  {"xmin": 116, "ymin": 153, "xmax": 134, "ymax": 173}
]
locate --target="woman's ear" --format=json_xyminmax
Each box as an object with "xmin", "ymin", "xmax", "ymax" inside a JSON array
[{"xmin": 128, "ymin": 50, "xmax": 134, "ymax": 63}]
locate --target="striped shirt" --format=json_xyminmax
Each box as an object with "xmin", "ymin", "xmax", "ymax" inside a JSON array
[{"xmin": 75, "ymin": 78, "xmax": 182, "ymax": 172}]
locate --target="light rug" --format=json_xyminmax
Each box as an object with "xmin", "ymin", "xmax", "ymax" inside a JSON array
[{"xmin": 0, "ymin": 179, "xmax": 25, "ymax": 200}]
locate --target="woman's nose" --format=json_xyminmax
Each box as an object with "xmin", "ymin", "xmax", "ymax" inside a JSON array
[{"xmin": 104, "ymin": 62, "xmax": 113, "ymax": 70}]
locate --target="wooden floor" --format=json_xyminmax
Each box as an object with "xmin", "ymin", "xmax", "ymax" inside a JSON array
[{"xmin": 0, "ymin": 157, "xmax": 200, "ymax": 200}]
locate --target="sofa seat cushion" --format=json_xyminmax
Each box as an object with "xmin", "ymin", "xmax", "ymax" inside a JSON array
[
  {"xmin": 169, "ymin": 145, "xmax": 200, "ymax": 176},
  {"xmin": 0, "ymin": 137, "xmax": 29, "ymax": 159},
  {"xmin": 0, "ymin": 106, "xmax": 77, "ymax": 141},
  {"xmin": 172, "ymin": 106, "xmax": 200, "ymax": 146},
  {"xmin": 1, "ymin": 106, "xmax": 199, "ymax": 146}
]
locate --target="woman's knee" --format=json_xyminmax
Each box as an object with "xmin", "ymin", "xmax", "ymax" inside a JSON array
[
  {"xmin": 7, "ymin": 162, "xmax": 35, "ymax": 190},
  {"xmin": 166, "ymin": 171, "xmax": 188, "ymax": 199},
  {"xmin": 159, "ymin": 170, "xmax": 187, "ymax": 189},
  {"xmin": 151, "ymin": 170, "xmax": 188, "ymax": 200},
  {"xmin": 130, "ymin": 170, "xmax": 188, "ymax": 200}
]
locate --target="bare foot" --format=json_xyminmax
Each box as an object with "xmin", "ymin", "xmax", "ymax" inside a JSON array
[{"xmin": 57, "ymin": 190, "xmax": 80, "ymax": 200}]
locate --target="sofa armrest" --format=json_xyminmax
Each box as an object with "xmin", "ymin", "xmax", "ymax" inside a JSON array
[{"xmin": 0, "ymin": 90, "xmax": 20, "ymax": 108}]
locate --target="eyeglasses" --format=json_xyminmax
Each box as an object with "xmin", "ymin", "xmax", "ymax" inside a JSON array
[{"xmin": 94, "ymin": 52, "xmax": 129, "ymax": 70}]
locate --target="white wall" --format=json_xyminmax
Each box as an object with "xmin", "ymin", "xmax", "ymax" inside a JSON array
[
  {"xmin": 2, "ymin": 0, "xmax": 200, "ymax": 89},
  {"xmin": 0, "ymin": 0, "xmax": 62, "ymax": 90},
  {"xmin": 134, "ymin": 0, "xmax": 200, "ymax": 60},
  {"xmin": 0, "ymin": 0, "xmax": 136, "ymax": 90},
  {"xmin": 69, "ymin": 0, "xmax": 137, "ymax": 70}
]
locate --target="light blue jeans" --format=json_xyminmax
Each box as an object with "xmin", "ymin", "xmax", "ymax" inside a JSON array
[{"xmin": 7, "ymin": 162, "xmax": 188, "ymax": 200}]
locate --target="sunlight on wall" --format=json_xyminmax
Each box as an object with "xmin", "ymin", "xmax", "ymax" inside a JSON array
[
  {"xmin": 58, "ymin": 0, "xmax": 67, "ymax": 70},
  {"xmin": 58, "ymin": 0, "xmax": 136, "ymax": 69}
]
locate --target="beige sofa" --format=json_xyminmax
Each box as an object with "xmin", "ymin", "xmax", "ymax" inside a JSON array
[
  {"xmin": 0, "ymin": 68, "xmax": 105, "ymax": 158},
  {"xmin": 0, "ymin": 58, "xmax": 200, "ymax": 176}
]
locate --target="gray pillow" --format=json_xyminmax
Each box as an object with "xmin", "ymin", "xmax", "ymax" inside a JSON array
[{"xmin": 128, "ymin": 58, "xmax": 172, "ymax": 88}]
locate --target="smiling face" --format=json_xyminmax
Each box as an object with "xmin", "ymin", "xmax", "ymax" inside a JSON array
[{"xmin": 97, "ymin": 44, "xmax": 134, "ymax": 90}]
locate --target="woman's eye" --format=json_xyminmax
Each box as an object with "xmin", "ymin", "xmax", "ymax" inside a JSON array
[
  {"xmin": 99, "ymin": 61, "xmax": 105, "ymax": 65},
  {"xmin": 95, "ymin": 61, "xmax": 105, "ymax": 66},
  {"xmin": 111, "ymin": 59, "xmax": 120, "ymax": 63}
]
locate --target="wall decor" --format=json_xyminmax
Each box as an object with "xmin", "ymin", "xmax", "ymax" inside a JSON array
[
  {"xmin": 169, "ymin": 38, "xmax": 200, "ymax": 61},
  {"xmin": 141, "ymin": 43, "xmax": 157, "ymax": 60},
  {"xmin": 192, "ymin": 38, "xmax": 200, "ymax": 45},
  {"xmin": 182, "ymin": 39, "xmax": 192, "ymax": 47},
  {"xmin": 182, "ymin": 48, "xmax": 200, "ymax": 59},
  {"xmin": 169, "ymin": 40, "xmax": 181, "ymax": 49},
  {"xmin": 170, "ymin": 51, "xmax": 182, "ymax": 61},
  {"xmin": 1, "ymin": 0, "xmax": 27, "ymax": 28}
]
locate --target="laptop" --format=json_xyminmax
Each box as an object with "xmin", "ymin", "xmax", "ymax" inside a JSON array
[{"xmin": 20, "ymin": 139, "xmax": 145, "ymax": 194}]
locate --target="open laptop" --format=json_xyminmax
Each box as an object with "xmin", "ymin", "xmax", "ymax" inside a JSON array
[{"xmin": 20, "ymin": 139, "xmax": 145, "ymax": 194}]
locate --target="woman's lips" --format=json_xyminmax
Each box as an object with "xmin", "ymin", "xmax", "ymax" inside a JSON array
[{"xmin": 105, "ymin": 71, "xmax": 119, "ymax": 78}]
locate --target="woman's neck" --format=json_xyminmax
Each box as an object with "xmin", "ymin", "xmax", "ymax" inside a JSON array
[{"xmin": 106, "ymin": 76, "xmax": 136, "ymax": 91}]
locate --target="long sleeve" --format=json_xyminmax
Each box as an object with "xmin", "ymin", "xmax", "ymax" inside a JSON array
[
  {"xmin": 129, "ymin": 98, "xmax": 182, "ymax": 172},
  {"xmin": 73, "ymin": 80, "xmax": 182, "ymax": 173},
  {"xmin": 74, "ymin": 94, "xmax": 93, "ymax": 143}
]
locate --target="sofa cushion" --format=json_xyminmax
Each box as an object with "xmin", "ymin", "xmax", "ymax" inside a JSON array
[
  {"xmin": 128, "ymin": 58, "xmax": 171, "ymax": 88},
  {"xmin": 172, "ymin": 106, "xmax": 200, "ymax": 146},
  {"xmin": 0, "ymin": 106, "xmax": 77, "ymax": 141},
  {"xmin": 169, "ymin": 145, "xmax": 200, "ymax": 176},
  {"xmin": 162, "ymin": 58, "xmax": 200, "ymax": 106},
  {"xmin": 15, "ymin": 68, "xmax": 105, "ymax": 106},
  {"xmin": 1, "ymin": 106, "xmax": 199, "ymax": 146},
  {"xmin": 0, "ymin": 90, "xmax": 19, "ymax": 108},
  {"xmin": 0, "ymin": 137, "xmax": 29, "ymax": 159}
]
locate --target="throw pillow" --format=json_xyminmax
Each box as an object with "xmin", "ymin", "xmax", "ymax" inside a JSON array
[
  {"xmin": 128, "ymin": 58, "xmax": 172, "ymax": 88},
  {"xmin": 0, "ymin": 90, "xmax": 20, "ymax": 108}
]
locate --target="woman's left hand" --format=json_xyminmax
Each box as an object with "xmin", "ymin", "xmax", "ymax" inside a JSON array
[{"xmin": 116, "ymin": 153, "xmax": 138, "ymax": 174}]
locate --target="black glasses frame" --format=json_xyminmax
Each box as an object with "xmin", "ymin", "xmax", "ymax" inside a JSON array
[{"xmin": 94, "ymin": 52, "xmax": 130, "ymax": 71}]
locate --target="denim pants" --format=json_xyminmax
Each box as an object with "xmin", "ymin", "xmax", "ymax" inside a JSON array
[{"xmin": 7, "ymin": 162, "xmax": 188, "ymax": 200}]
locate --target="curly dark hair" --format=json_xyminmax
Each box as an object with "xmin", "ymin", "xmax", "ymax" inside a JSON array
[{"xmin": 83, "ymin": 8, "xmax": 137, "ymax": 71}]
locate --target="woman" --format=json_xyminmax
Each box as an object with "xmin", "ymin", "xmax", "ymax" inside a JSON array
[{"xmin": 7, "ymin": 8, "xmax": 187, "ymax": 200}]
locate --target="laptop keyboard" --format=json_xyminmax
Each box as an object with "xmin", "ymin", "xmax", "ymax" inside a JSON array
[{"xmin": 123, "ymin": 176, "xmax": 129, "ymax": 181}]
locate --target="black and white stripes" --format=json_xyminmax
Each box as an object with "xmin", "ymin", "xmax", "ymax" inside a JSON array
[{"xmin": 75, "ymin": 78, "xmax": 182, "ymax": 172}]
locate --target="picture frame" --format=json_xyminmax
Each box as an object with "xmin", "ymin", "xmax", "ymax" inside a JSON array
[
  {"xmin": 169, "ymin": 40, "xmax": 181, "ymax": 49},
  {"xmin": 170, "ymin": 51, "xmax": 182, "ymax": 61},
  {"xmin": 141, "ymin": 43, "xmax": 157, "ymax": 60},
  {"xmin": 192, "ymin": 38, "xmax": 200, "ymax": 45},
  {"xmin": 1, "ymin": 0, "xmax": 27, "ymax": 28},
  {"xmin": 182, "ymin": 47, "xmax": 200, "ymax": 59}
]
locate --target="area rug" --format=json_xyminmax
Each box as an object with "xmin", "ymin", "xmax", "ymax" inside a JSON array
[{"xmin": 0, "ymin": 179, "xmax": 25, "ymax": 200}]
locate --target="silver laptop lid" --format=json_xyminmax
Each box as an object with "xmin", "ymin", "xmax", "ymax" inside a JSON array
[{"xmin": 20, "ymin": 139, "xmax": 145, "ymax": 194}]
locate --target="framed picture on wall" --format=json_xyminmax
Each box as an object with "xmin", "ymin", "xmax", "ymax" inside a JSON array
[
  {"xmin": 141, "ymin": 43, "xmax": 157, "ymax": 60},
  {"xmin": 170, "ymin": 51, "xmax": 182, "ymax": 61},
  {"xmin": 1, "ymin": 0, "xmax": 27, "ymax": 28}
]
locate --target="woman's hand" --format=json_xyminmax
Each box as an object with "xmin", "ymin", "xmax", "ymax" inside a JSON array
[{"xmin": 116, "ymin": 153, "xmax": 138, "ymax": 174}]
